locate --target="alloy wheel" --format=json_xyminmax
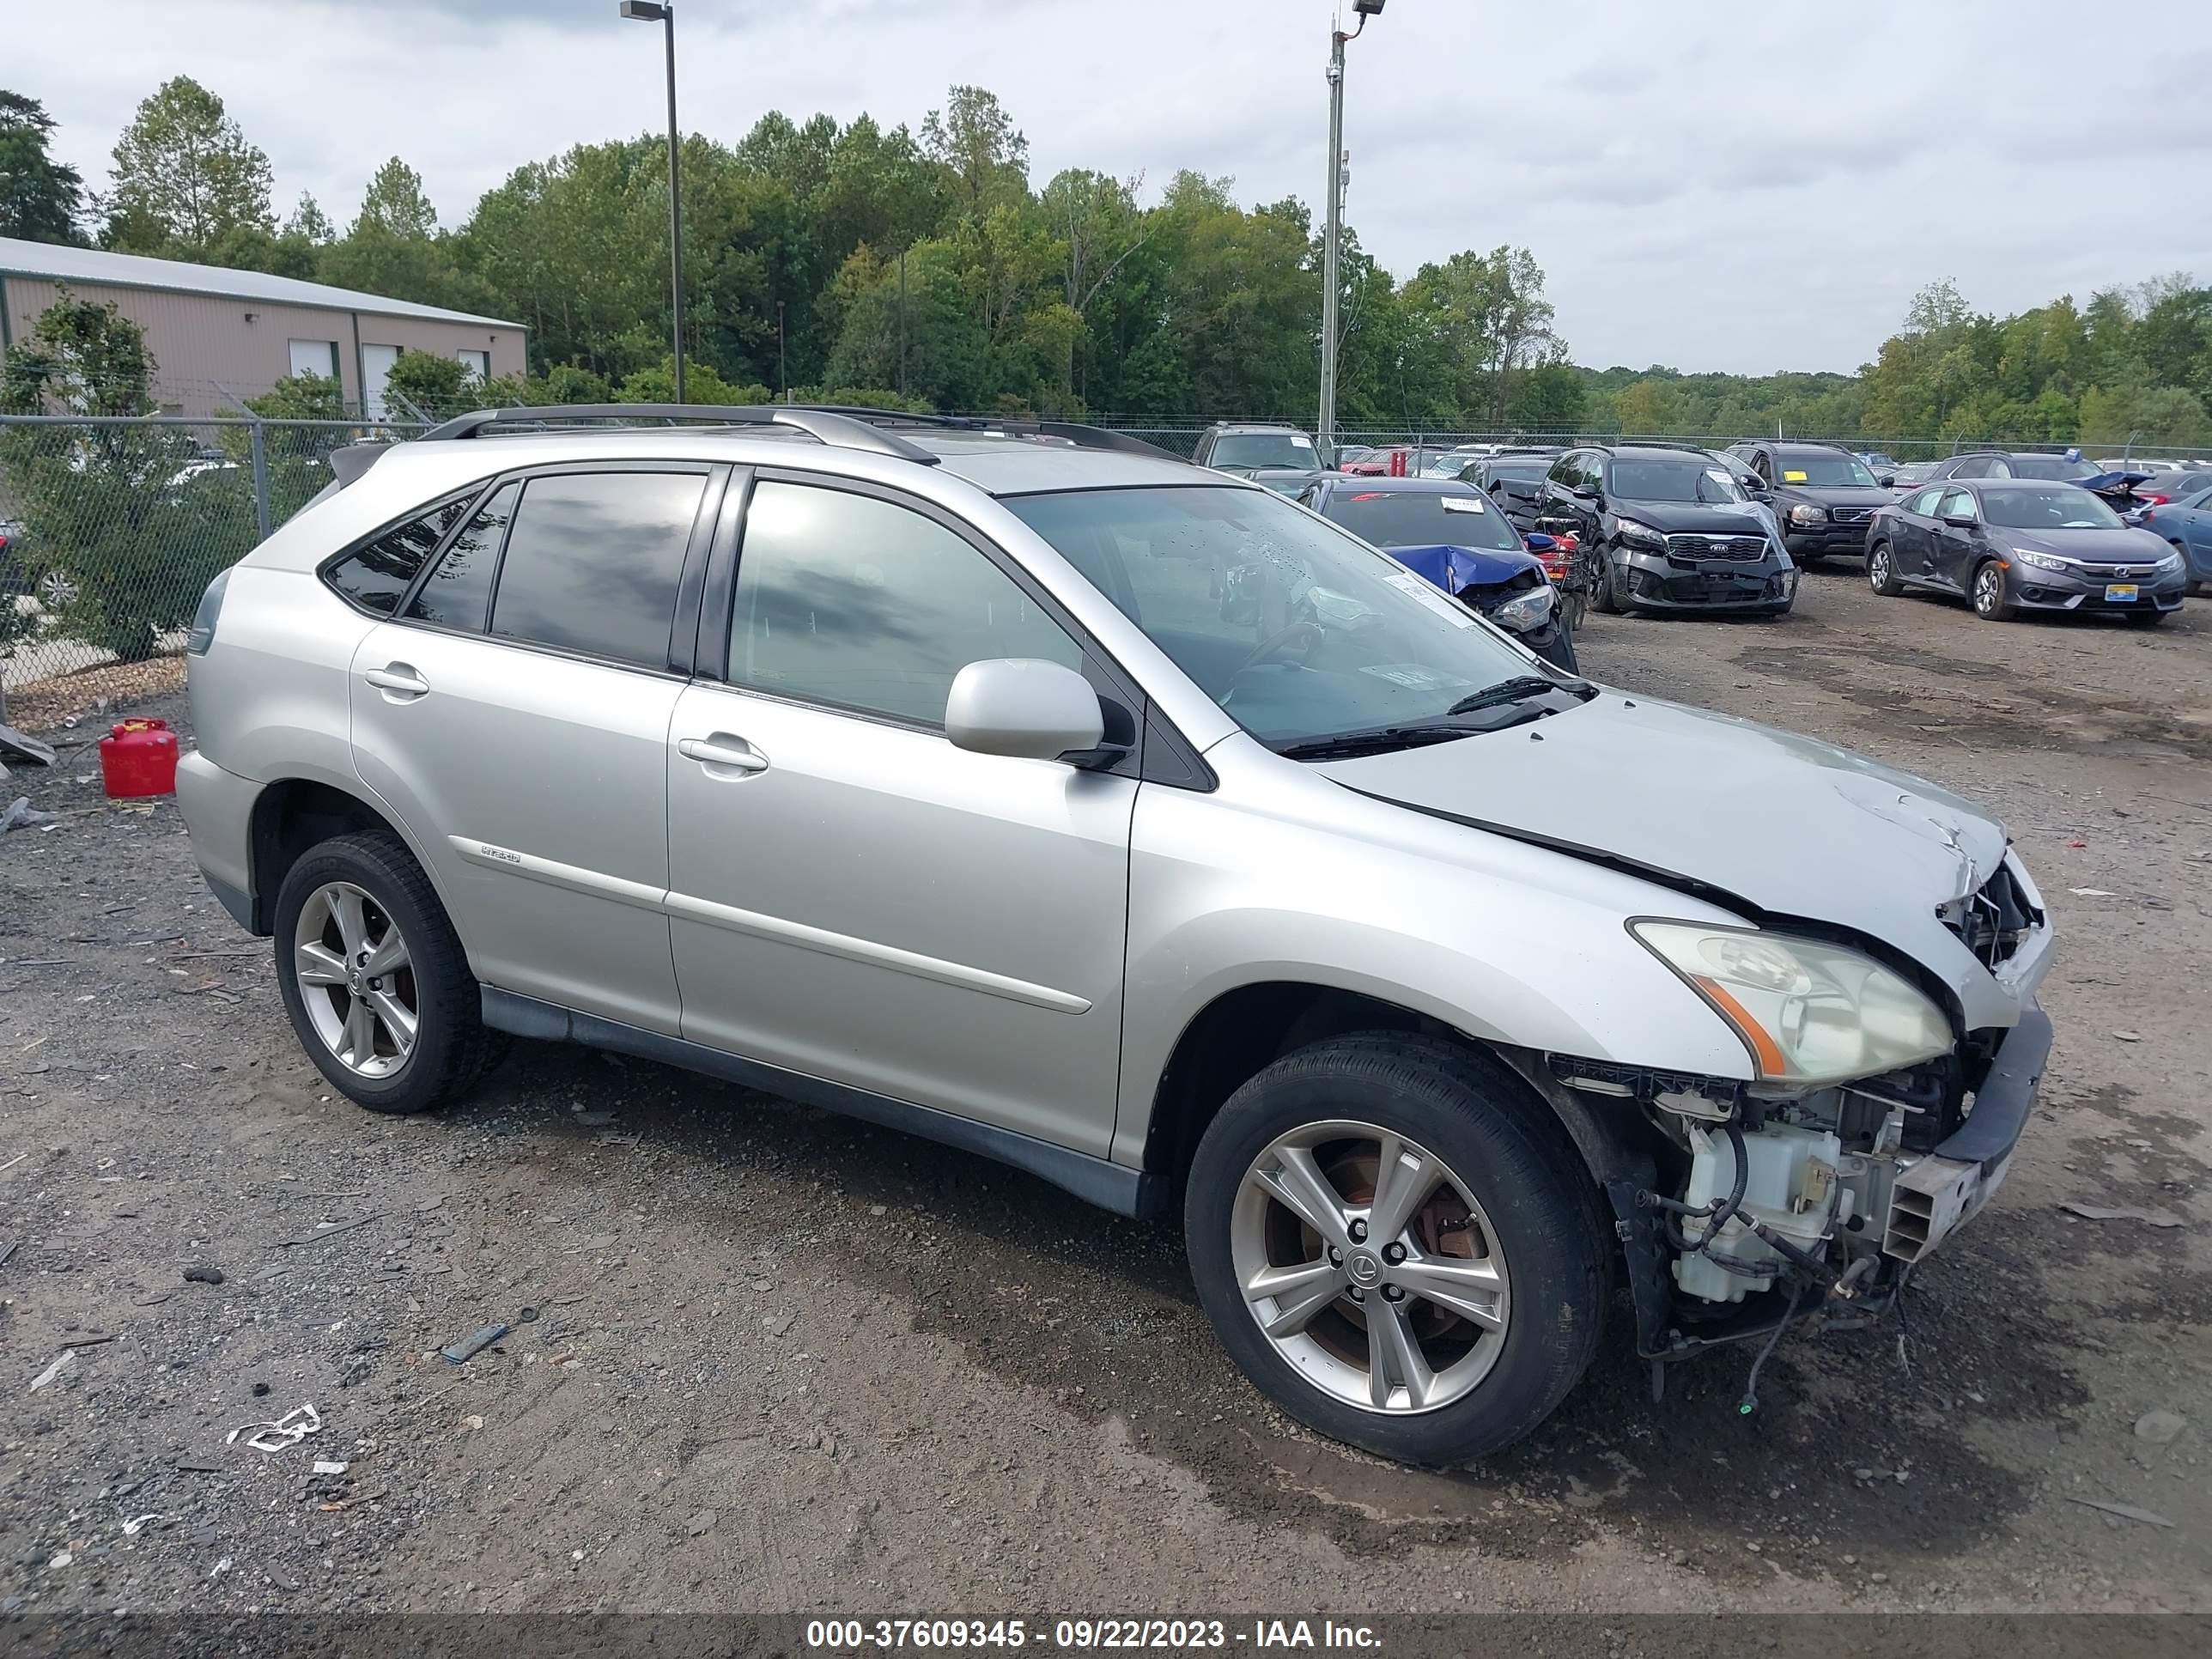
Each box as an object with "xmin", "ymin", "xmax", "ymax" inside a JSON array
[
  {"xmin": 292, "ymin": 881, "xmax": 417, "ymax": 1078},
  {"xmin": 1231, "ymin": 1121, "xmax": 1511, "ymax": 1414},
  {"xmin": 1973, "ymin": 562, "xmax": 2005, "ymax": 616},
  {"xmin": 1868, "ymin": 547, "xmax": 1890, "ymax": 591}
]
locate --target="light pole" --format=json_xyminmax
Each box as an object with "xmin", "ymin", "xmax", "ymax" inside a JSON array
[
  {"xmin": 1319, "ymin": 0, "xmax": 1385, "ymax": 453},
  {"xmin": 619, "ymin": 0, "xmax": 684, "ymax": 403}
]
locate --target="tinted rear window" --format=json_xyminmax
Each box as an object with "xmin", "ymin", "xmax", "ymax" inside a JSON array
[
  {"xmin": 325, "ymin": 494, "xmax": 476, "ymax": 616},
  {"xmin": 407, "ymin": 481, "xmax": 517, "ymax": 632},
  {"xmin": 488, "ymin": 471, "xmax": 706, "ymax": 667}
]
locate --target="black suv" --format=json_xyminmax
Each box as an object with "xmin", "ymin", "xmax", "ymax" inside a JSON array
[
  {"xmin": 1189, "ymin": 422, "xmax": 1330, "ymax": 495},
  {"xmin": 1538, "ymin": 444, "xmax": 1795, "ymax": 617},
  {"xmin": 1727, "ymin": 441, "xmax": 1892, "ymax": 564}
]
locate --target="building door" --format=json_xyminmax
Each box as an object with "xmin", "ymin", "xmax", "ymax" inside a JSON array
[
  {"xmin": 288, "ymin": 338, "xmax": 340, "ymax": 386},
  {"xmin": 362, "ymin": 343, "xmax": 399, "ymax": 420}
]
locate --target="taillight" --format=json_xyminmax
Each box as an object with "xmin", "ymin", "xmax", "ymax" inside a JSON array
[
  {"xmin": 2142, "ymin": 494, "xmax": 2170, "ymax": 506},
  {"xmin": 186, "ymin": 568, "xmax": 230, "ymax": 655}
]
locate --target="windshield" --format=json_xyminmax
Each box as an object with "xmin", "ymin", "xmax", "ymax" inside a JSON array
[
  {"xmin": 1772, "ymin": 454, "xmax": 1879, "ymax": 488},
  {"xmin": 1607, "ymin": 461, "xmax": 1748, "ymax": 504},
  {"xmin": 1320, "ymin": 489, "xmax": 1523, "ymax": 551},
  {"xmin": 1002, "ymin": 485, "xmax": 1553, "ymax": 750},
  {"xmin": 1210, "ymin": 434, "xmax": 1317, "ymax": 471},
  {"xmin": 2005, "ymin": 455, "xmax": 2096, "ymax": 481},
  {"xmin": 1890, "ymin": 462, "xmax": 1939, "ymax": 484},
  {"xmin": 1980, "ymin": 485, "xmax": 2124, "ymax": 530},
  {"xmin": 1422, "ymin": 453, "xmax": 1480, "ymax": 477},
  {"xmin": 1487, "ymin": 460, "xmax": 1552, "ymax": 481}
]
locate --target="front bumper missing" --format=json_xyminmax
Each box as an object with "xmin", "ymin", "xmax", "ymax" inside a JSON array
[
  {"xmin": 1882, "ymin": 1004, "xmax": 2051, "ymax": 1262},
  {"xmin": 1607, "ymin": 1000, "xmax": 2051, "ymax": 1368}
]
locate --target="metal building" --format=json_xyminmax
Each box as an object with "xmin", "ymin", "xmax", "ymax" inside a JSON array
[{"xmin": 0, "ymin": 236, "xmax": 526, "ymax": 418}]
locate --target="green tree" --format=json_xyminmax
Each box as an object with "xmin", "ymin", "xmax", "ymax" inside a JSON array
[
  {"xmin": 0, "ymin": 90, "xmax": 83, "ymax": 244},
  {"xmin": 615, "ymin": 356, "xmax": 771, "ymax": 405},
  {"xmin": 352, "ymin": 156, "xmax": 438, "ymax": 238},
  {"xmin": 921, "ymin": 86, "xmax": 1029, "ymax": 220},
  {"xmin": 381, "ymin": 349, "xmax": 473, "ymax": 416},
  {"xmin": 103, "ymin": 76, "xmax": 274, "ymax": 253},
  {"xmin": 0, "ymin": 292, "xmax": 246, "ymax": 660},
  {"xmin": 284, "ymin": 191, "xmax": 335, "ymax": 244}
]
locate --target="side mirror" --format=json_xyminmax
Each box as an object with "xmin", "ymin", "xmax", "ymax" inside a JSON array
[
  {"xmin": 1942, "ymin": 514, "xmax": 1978, "ymax": 530},
  {"xmin": 945, "ymin": 659, "xmax": 1104, "ymax": 762},
  {"xmin": 1875, "ymin": 474, "xmax": 1895, "ymax": 488},
  {"xmin": 1523, "ymin": 532, "xmax": 1557, "ymax": 552}
]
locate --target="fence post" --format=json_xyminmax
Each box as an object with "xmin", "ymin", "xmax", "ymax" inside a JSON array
[{"xmin": 248, "ymin": 418, "xmax": 272, "ymax": 542}]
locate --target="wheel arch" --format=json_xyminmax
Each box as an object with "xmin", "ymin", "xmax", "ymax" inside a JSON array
[
  {"xmin": 246, "ymin": 776, "xmax": 441, "ymax": 936},
  {"xmin": 1133, "ymin": 980, "xmax": 1636, "ymax": 1217}
]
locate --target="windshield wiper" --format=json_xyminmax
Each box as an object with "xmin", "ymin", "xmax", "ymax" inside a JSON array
[
  {"xmin": 1275, "ymin": 724, "xmax": 1490, "ymax": 762},
  {"xmin": 1444, "ymin": 674, "xmax": 1589, "ymax": 716}
]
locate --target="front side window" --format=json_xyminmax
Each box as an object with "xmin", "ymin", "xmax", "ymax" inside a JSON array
[
  {"xmin": 488, "ymin": 471, "xmax": 706, "ymax": 667},
  {"xmin": 407, "ymin": 481, "xmax": 518, "ymax": 632},
  {"xmin": 1003, "ymin": 484, "xmax": 1550, "ymax": 750},
  {"xmin": 1936, "ymin": 488, "xmax": 1976, "ymax": 520},
  {"xmin": 727, "ymin": 481, "xmax": 1081, "ymax": 726},
  {"xmin": 1318, "ymin": 488, "xmax": 1523, "ymax": 551},
  {"xmin": 324, "ymin": 493, "xmax": 477, "ymax": 616},
  {"xmin": 1905, "ymin": 486, "xmax": 1945, "ymax": 516}
]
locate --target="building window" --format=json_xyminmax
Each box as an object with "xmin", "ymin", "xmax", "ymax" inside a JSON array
[
  {"xmin": 456, "ymin": 349, "xmax": 489, "ymax": 382},
  {"xmin": 289, "ymin": 338, "xmax": 341, "ymax": 384}
]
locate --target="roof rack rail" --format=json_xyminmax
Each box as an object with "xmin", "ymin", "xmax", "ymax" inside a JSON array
[
  {"xmin": 416, "ymin": 404, "xmax": 941, "ymax": 465},
  {"xmin": 774, "ymin": 404, "xmax": 1184, "ymax": 463},
  {"xmin": 1600, "ymin": 438, "xmax": 1717, "ymax": 454}
]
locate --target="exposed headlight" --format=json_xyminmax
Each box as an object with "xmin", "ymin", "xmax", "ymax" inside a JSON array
[
  {"xmin": 1630, "ymin": 921, "xmax": 1953, "ymax": 1085},
  {"xmin": 2153, "ymin": 550, "xmax": 2185, "ymax": 574},
  {"xmin": 1787, "ymin": 503, "xmax": 1828, "ymax": 526},
  {"xmin": 2012, "ymin": 548, "xmax": 2068, "ymax": 571},
  {"xmin": 1489, "ymin": 584, "xmax": 1555, "ymax": 632},
  {"xmin": 1614, "ymin": 518, "xmax": 1667, "ymax": 550}
]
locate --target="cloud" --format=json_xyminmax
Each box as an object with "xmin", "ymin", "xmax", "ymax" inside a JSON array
[{"xmin": 11, "ymin": 0, "xmax": 2205, "ymax": 375}]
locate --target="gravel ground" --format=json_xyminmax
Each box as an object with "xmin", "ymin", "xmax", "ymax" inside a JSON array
[{"xmin": 0, "ymin": 567, "xmax": 2207, "ymax": 1618}]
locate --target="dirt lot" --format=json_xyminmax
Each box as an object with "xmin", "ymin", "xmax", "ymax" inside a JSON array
[{"xmin": 2, "ymin": 567, "xmax": 2209, "ymax": 1619}]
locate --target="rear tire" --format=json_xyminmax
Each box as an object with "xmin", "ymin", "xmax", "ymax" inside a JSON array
[
  {"xmin": 1868, "ymin": 538, "xmax": 1905, "ymax": 596},
  {"xmin": 272, "ymin": 832, "xmax": 501, "ymax": 1115},
  {"xmin": 1184, "ymin": 1032, "xmax": 1608, "ymax": 1464}
]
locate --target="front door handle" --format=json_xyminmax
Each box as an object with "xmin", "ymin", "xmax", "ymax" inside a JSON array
[
  {"xmin": 678, "ymin": 734, "xmax": 769, "ymax": 775},
  {"xmin": 364, "ymin": 664, "xmax": 429, "ymax": 698}
]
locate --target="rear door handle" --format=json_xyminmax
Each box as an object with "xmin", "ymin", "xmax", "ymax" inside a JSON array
[
  {"xmin": 678, "ymin": 735, "xmax": 769, "ymax": 775},
  {"xmin": 364, "ymin": 664, "xmax": 429, "ymax": 698}
]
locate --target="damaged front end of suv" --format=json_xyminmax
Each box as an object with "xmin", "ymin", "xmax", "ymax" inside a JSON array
[{"xmin": 1558, "ymin": 868, "xmax": 2053, "ymax": 1401}]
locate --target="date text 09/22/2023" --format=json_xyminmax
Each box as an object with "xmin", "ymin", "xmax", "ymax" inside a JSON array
[{"xmin": 804, "ymin": 1619, "xmax": 1382, "ymax": 1650}]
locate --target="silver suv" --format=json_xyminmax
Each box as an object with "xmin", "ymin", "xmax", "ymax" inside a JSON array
[{"xmin": 178, "ymin": 405, "xmax": 2055, "ymax": 1463}]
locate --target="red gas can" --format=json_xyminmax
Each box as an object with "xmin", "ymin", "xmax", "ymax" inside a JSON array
[{"xmin": 99, "ymin": 717, "xmax": 179, "ymax": 798}]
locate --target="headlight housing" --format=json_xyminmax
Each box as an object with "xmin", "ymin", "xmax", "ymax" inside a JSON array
[
  {"xmin": 1787, "ymin": 503, "xmax": 1828, "ymax": 526},
  {"xmin": 1630, "ymin": 921, "xmax": 1953, "ymax": 1085},
  {"xmin": 2152, "ymin": 550, "xmax": 2185, "ymax": 574},
  {"xmin": 2012, "ymin": 548, "xmax": 2068, "ymax": 572},
  {"xmin": 1614, "ymin": 518, "xmax": 1666, "ymax": 550},
  {"xmin": 1489, "ymin": 584, "xmax": 1555, "ymax": 631}
]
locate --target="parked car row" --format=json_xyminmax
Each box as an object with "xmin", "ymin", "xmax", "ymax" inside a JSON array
[{"xmin": 1188, "ymin": 424, "xmax": 2203, "ymax": 631}]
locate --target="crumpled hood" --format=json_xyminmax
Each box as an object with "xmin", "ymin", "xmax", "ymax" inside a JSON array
[
  {"xmin": 1320, "ymin": 690, "xmax": 2010, "ymax": 993},
  {"xmin": 1382, "ymin": 542, "xmax": 1541, "ymax": 593}
]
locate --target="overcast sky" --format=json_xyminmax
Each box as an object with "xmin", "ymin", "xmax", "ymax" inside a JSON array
[{"xmin": 11, "ymin": 0, "xmax": 2209, "ymax": 375}]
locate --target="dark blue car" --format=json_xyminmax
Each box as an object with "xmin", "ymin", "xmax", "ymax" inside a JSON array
[
  {"xmin": 2137, "ymin": 478, "xmax": 2212, "ymax": 596},
  {"xmin": 1297, "ymin": 476, "xmax": 1578, "ymax": 671}
]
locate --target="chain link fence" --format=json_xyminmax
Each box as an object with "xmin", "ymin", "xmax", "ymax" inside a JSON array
[{"xmin": 5, "ymin": 407, "xmax": 2203, "ymax": 709}]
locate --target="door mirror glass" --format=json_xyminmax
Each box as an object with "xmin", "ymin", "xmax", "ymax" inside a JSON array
[
  {"xmin": 1942, "ymin": 514, "xmax": 1978, "ymax": 529},
  {"xmin": 945, "ymin": 659, "xmax": 1103, "ymax": 762}
]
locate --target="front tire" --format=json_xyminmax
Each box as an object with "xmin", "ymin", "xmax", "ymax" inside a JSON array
[
  {"xmin": 1184, "ymin": 1033, "xmax": 1608, "ymax": 1464},
  {"xmin": 1971, "ymin": 558, "xmax": 2017, "ymax": 621},
  {"xmin": 273, "ymin": 832, "xmax": 501, "ymax": 1115},
  {"xmin": 1868, "ymin": 538, "xmax": 1905, "ymax": 596}
]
